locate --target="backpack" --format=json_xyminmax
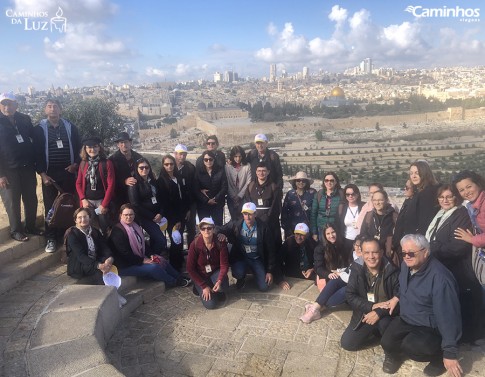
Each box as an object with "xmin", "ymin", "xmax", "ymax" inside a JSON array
[
  {"xmin": 47, "ymin": 182, "xmax": 76, "ymax": 228},
  {"xmin": 61, "ymin": 226, "xmax": 76, "ymax": 264}
]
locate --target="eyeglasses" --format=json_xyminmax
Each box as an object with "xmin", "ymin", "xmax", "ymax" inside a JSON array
[
  {"xmin": 206, "ymin": 141, "xmax": 216, "ymax": 145},
  {"xmin": 296, "ymin": 179, "xmax": 306, "ymax": 183},
  {"xmin": 345, "ymin": 192, "xmax": 355, "ymax": 197},
  {"xmin": 204, "ymin": 158, "xmax": 214, "ymax": 162},
  {"xmin": 164, "ymin": 163, "xmax": 174, "ymax": 167},
  {"xmin": 324, "ymin": 179, "xmax": 335, "ymax": 183},
  {"xmin": 372, "ymin": 199, "xmax": 385, "ymax": 203},
  {"xmin": 200, "ymin": 226, "xmax": 214, "ymax": 231},
  {"xmin": 402, "ymin": 248, "xmax": 426, "ymax": 258},
  {"xmin": 438, "ymin": 196, "xmax": 454, "ymax": 201},
  {"xmin": 138, "ymin": 166, "xmax": 150, "ymax": 170}
]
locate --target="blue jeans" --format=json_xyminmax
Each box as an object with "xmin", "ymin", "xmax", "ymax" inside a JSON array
[
  {"xmin": 119, "ymin": 262, "xmax": 180, "ymax": 287},
  {"xmin": 316, "ymin": 277, "xmax": 347, "ymax": 307},
  {"xmin": 194, "ymin": 269, "xmax": 229, "ymax": 310},
  {"xmin": 231, "ymin": 257, "xmax": 269, "ymax": 292},
  {"xmin": 139, "ymin": 217, "xmax": 167, "ymax": 254}
]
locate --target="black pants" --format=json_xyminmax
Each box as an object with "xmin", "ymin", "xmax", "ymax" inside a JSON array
[
  {"xmin": 42, "ymin": 168, "xmax": 77, "ymax": 240},
  {"xmin": 0, "ymin": 166, "xmax": 37, "ymax": 233},
  {"xmin": 380, "ymin": 316, "xmax": 442, "ymax": 362},
  {"xmin": 341, "ymin": 315, "xmax": 391, "ymax": 351}
]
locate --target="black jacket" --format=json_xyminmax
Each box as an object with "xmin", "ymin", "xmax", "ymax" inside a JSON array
[
  {"xmin": 0, "ymin": 112, "xmax": 36, "ymax": 176},
  {"xmin": 280, "ymin": 235, "xmax": 317, "ymax": 278},
  {"xmin": 218, "ymin": 218, "xmax": 276, "ymax": 273},
  {"xmin": 109, "ymin": 149, "xmax": 143, "ymax": 206},
  {"xmin": 194, "ymin": 165, "xmax": 227, "ymax": 208},
  {"xmin": 337, "ymin": 201, "xmax": 366, "ymax": 238},
  {"xmin": 360, "ymin": 205, "xmax": 398, "ymax": 259},
  {"xmin": 429, "ymin": 206, "xmax": 479, "ymax": 290},
  {"xmin": 403, "ymin": 184, "xmax": 440, "ymax": 235},
  {"xmin": 109, "ymin": 223, "xmax": 154, "ymax": 269},
  {"xmin": 346, "ymin": 258, "xmax": 400, "ymax": 328},
  {"xmin": 128, "ymin": 178, "xmax": 163, "ymax": 221},
  {"xmin": 313, "ymin": 241, "xmax": 348, "ymax": 280},
  {"xmin": 157, "ymin": 172, "xmax": 190, "ymax": 223},
  {"xmin": 177, "ymin": 160, "xmax": 196, "ymax": 206},
  {"xmin": 66, "ymin": 227, "xmax": 112, "ymax": 279}
]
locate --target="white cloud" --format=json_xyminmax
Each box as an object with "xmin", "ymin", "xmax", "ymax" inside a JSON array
[
  {"xmin": 146, "ymin": 67, "xmax": 166, "ymax": 78},
  {"xmin": 328, "ymin": 5, "xmax": 348, "ymax": 24},
  {"xmin": 349, "ymin": 9, "xmax": 370, "ymax": 30},
  {"xmin": 267, "ymin": 22, "xmax": 278, "ymax": 36}
]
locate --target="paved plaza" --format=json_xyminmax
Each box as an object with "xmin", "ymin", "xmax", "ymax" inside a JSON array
[{"xmin": 106, "ymin": 278, "xmax": 485, "ymax": 377}]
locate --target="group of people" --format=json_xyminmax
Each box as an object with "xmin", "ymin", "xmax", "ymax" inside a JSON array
[{"xmin": 2, "ymin": 93, "xmax": 484, "ymax": 377}]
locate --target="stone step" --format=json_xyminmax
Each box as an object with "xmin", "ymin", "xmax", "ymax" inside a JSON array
[
  {"xmin": 0, "ymin": 214, "xmax": 46, "ymax": 244},
  {"xmin": 0, "ymin": 235, "xmax": 45, "ymax": 267},
  {"xmin": 0, "ymin": 246, "xmax": 60, "ymax": 296}
]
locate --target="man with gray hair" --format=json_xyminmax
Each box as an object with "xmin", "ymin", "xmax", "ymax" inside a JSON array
[{"xmin": 380, "ymin": 234, "xmax": 463, "ymax": 377}]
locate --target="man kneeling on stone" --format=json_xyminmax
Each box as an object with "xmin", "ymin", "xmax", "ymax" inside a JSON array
[
  {"xmin": 381, "ymin": 234, "xmax": 463, "ymax": 377},
  {"xmin": 340, "ymin": 237, "xmax": 400, "ymax": 351}
]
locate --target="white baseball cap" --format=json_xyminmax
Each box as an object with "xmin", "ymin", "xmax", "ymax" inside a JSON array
[
  {"xmin": 241, "ymin": 202, "xmax": 257, "ymax": 214},
  {"xmin": 254, "ymin": 134, "xmax": 268, "ymax": 143},
  {"xmin": 174, "ymin": 144, "xmax": 188, "ymax": 153},
  {"xmin": 0, "ymin": 92, "xmax": 17, "ymax": 104},
  {"xmin": 294, "ymin": 223, "xmax": 309, "ymax": 235},
  {"xmin": 199, "ymin": 217, "xmax": 215, "ymax": 227}
]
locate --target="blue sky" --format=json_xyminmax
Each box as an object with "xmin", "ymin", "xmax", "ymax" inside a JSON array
[{"xmin": 0, "ymin": 0, "xmax": 483, "ymax": 91}]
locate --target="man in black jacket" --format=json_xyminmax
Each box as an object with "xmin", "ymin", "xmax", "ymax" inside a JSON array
[
  {"xmin": 340, "ymin": 237, "xmax": 400, "ymax": 351},
  {"xmin": 218, "ymin": 202, "xmax": 277, "ymax": 291},
  {"xmin": 0, "ymin": 92, "xmax": 40, "ymax": 242},
  {"xmin": 246, "ymin": 134, "xmax": 283, "ymax": 192},
  {"xmin": 109, "ymin": 131, "xmax": 143, "ymax": 212}
]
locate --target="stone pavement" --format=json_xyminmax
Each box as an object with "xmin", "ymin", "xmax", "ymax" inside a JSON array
[{"xmin": 106, "ymin": 278, "xmax": 485, "ymax": 377}]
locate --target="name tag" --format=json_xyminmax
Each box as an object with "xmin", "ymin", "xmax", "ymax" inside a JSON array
[
  {"xmin": 352, "ymin": 221, "xmax": 357, "ymax": 229},
  {"xmin": 16, "ymin": 134, "xmax": 24, "ymax": 143},
  {"xmin": 303, "ymin": 204, "xmax": 309, "ymax": 211},
  {"xmin": 151, "ymin": 197, "xmax": 157, "ymax": 204},
  {"xmin": 244, "ymin": 245, "xmax": 253, "ymax": 254},
  {"xmin": 56, "ymin": 140, "xmax": 64, "ymax": 148},
  {"xmin": 367, "ymin": 292, "xmax": 375, "ymax": 303},
  {"xmin": 258, "ymin": 199, "xmax": 263, "ymax": 206},
  {"xmin": 205, "ymin": 264, "xmax": 212, "ymax": 273}
]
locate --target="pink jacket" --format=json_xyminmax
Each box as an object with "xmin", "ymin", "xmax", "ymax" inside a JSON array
[{"xmin": 470, "ymin": 190, "xmax": 485, "ymax": 248}]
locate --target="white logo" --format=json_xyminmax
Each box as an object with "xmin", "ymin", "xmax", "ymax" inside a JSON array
[
  {"xmin": 405, "ymin": 5, "xmax": 480, "ymax": 22},
  {"xmin": 5, "ymin": 6, "xmax": 68, "ymax": 32}
]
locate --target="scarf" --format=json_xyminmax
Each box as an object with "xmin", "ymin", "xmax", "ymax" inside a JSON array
[
  {"xmin": 120, "ymin": 220, "xmax": 145, "ymax": 258},
  {"xmin": 86, "ymin": 155, "xmax": 100, "ymax": 190},
  {"xmin": 425, "ymin": 206, "xmax": 458, "ymax": 241},
  {"xmin": 79, "ymin": 226, "xmax": 96, "ymax": 259}
]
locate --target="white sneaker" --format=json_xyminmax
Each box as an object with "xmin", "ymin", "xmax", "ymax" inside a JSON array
[
  {"xmin": 45, "ymin": 239, "xmax": 57, "ymax": 253},
  {"xmin": 118, "ymin": 293, "xmax": 127, "ymax": 308}
]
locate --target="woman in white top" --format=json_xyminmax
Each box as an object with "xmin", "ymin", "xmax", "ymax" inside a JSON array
[
  {"xmin": 337, "ymin": 184, "xmax": 365, "ymax": 264},
  {"xmin": 225, "ymin": 146, "xmax": 251, "ymax": 221}
]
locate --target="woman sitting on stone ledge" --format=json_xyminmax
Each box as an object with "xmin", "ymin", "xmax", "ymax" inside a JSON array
[
  {"xmin": 109, "ymin": 204, "xmax": 190, "ymax": 288},
  {"xmin": 66, "ymin": 207, "xmax": 113, "ymax": 284}
]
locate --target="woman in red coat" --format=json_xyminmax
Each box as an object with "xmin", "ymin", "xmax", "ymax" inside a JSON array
[{"xmin": 76, "ymin": 136, "xmax": 115, "ymax": 235}]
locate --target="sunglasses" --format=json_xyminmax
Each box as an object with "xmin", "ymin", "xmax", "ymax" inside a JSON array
[
  {"xmin": 402, "ymin": 248, "xmax": 425, "ymax": 258},
  {"xmin": 204, "ymin": 158, "xmax": 214, "ymax": 162},
  {"xmin": 345, "ymin": 192, "xmax": 355, "ymax": 197},
  {"xmin": 138, "ymin": 166, "xmax": 150, "ymax": 170},
  {"xmin": 200, "ymin": 226, "xmax": 214, "ymax": 231},
  {"xmin": 164, "ymin": 163, "xmax": 174, "ymax": 166},
  {"xmin": 206, "ymin": 141, "xmax": 216, "ymax": 145},
  {"xmin": 324, "ymin": 179, "xmax": 335, "ymax": 183},
  {"xmin": 295, "ymin": 179, "xmax": 306, "ymax": 183}
]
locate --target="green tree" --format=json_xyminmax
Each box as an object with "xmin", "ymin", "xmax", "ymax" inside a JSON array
[
  {"xmin": 315, "ymin": 130, "xmax": 323, "ymax": 141},
  {"xmin": 170, "ymin": 128, "xmax": 178, "ymax": 139},
  {"xmin": 63, "ymin": 98, "xmax": 123, "ymax": 143}
]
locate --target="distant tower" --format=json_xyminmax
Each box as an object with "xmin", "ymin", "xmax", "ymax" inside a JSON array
[
  {"xmin": 269, "ymin": 64, "xmax": 277, "ymax": 82},
  {"xmin": 27, "ymin": 86, "xmax": 35, "ymax": 97},
  {"xmin": 223, "ymin": 70, "xmax": 234, "ymax": 83},
  {"xmin": 363, "ymin": 58, "xmax": 372, "ymax": 74},
  {"xmin": 303, "ymin": 67, "xmax": 309, "ymax": 79},
  {"xmin": 213, "ymin": 72, "xmax": 222, "ymax": 82}
]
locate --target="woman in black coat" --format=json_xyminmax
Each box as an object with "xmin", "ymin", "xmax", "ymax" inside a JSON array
[
  {"xmin": 426, "ymin": 184, "xmax": 483, "ymax": 343},
  {"xmin": 157, "ymin": 154, "xmax": 191, "ymax": 270},
  {"xmin": 194, "ymin": 150, "xmax": 227, "ymax": 225},
  {"xmin": 128, "ymin": 158, "xmax": 167, "ymax": 255},
  {"xmin": 66, "ymin": 208, "xmax": 113, "ymax": 282}
]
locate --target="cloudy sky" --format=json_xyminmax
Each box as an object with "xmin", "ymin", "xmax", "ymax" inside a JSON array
[{"xmin": 0, "ymin": 0, "xmax": 483, "ymax": 90}]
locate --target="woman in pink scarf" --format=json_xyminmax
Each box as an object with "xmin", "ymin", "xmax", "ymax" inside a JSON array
[{"xmin": 109, "ymin": 204, "xmax": 190, "ymax": 287}]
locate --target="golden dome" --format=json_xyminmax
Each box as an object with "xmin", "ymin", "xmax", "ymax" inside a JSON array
[{"xmin": 330, "ymin": 87, "xmax": 345, "ymax": 97}]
